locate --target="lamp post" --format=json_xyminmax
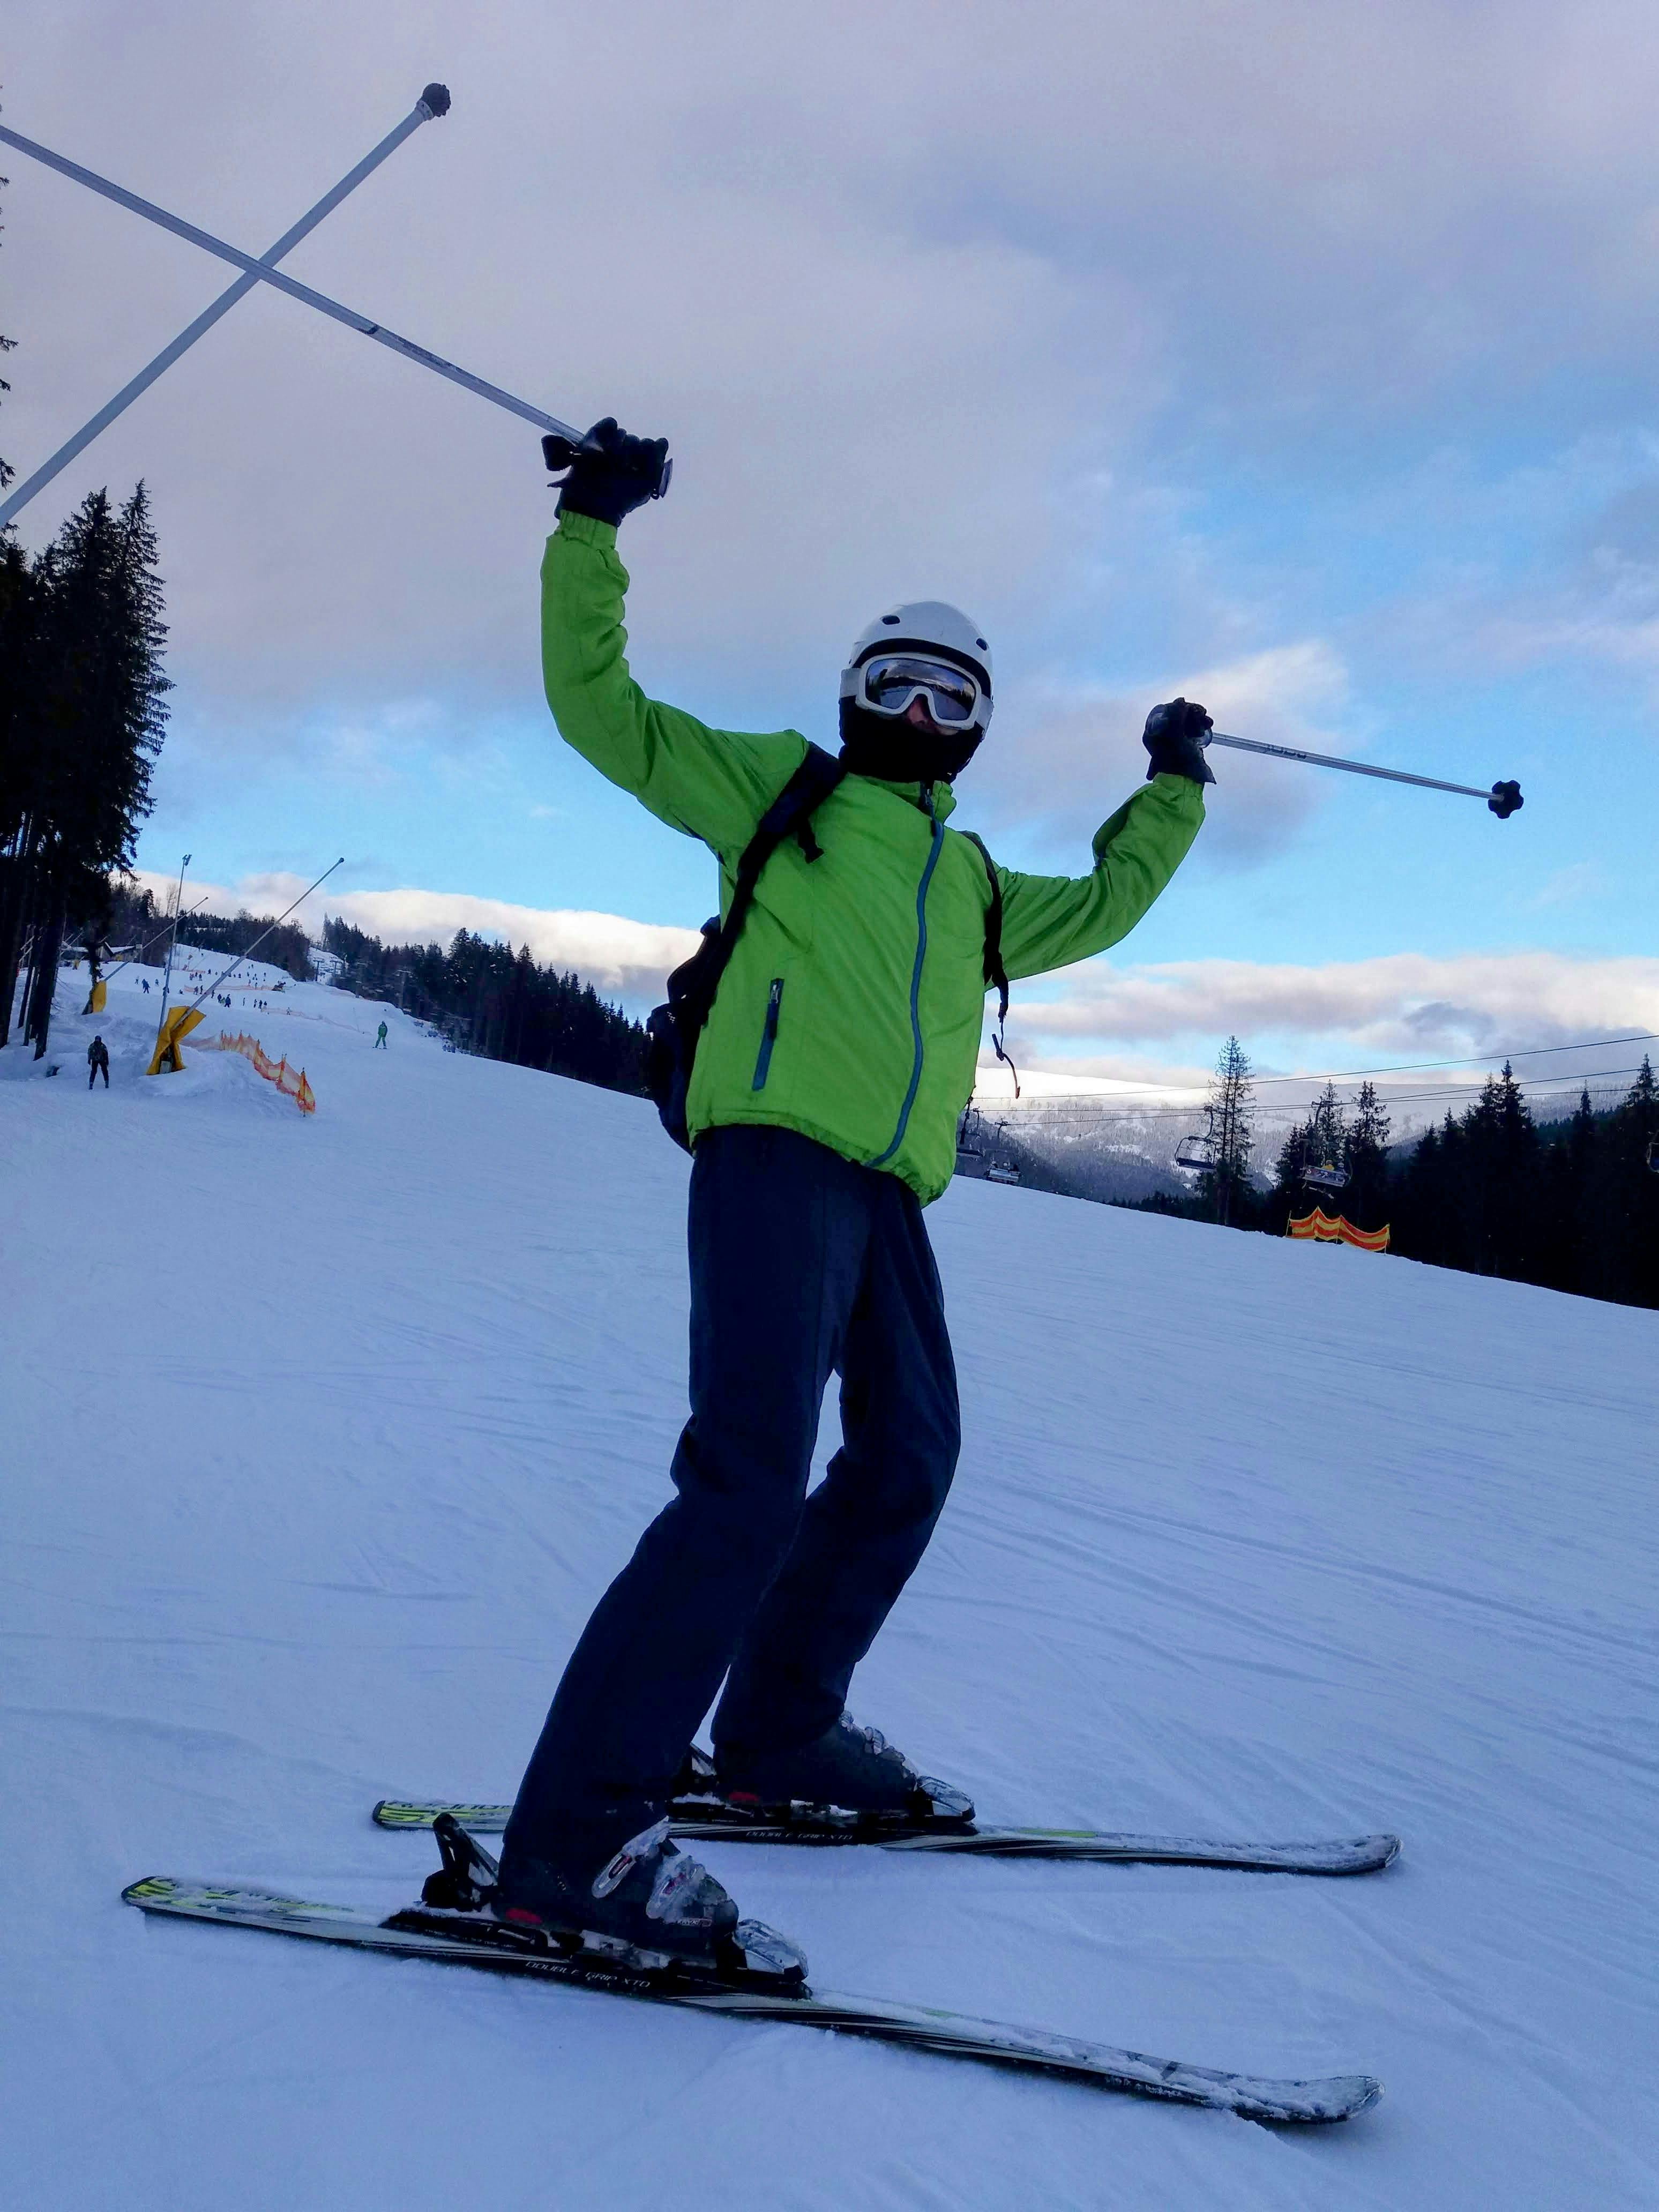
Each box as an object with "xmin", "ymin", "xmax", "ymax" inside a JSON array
[{"xmin": 157, "ymin": 854, "xmax": 191, "ymax": 1013}]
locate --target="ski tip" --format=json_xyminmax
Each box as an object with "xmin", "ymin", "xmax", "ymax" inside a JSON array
[
  {"xmin": 371, "ymin": 1799, "xmax": 425, "ymax": 1828},
  {"xmin": 123, "ymin": 1875, "xmax": 178, "ymax": 1906},
  {"xmin": 1321, "ymin": 2074, "xmax": 1385, "ymax": 2123},
  {"xmin": 372, "ymin": 1800, "xmax": 510, "ymax": 1833},
  {"xmin": 1249, "ymin": 2073, "xmax": 1383, "ymax": 2125}
]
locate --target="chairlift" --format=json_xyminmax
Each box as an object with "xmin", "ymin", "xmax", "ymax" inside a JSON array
[
  {"xmin": 1299, "ymin": 1161, "xmax": 1348, "ymax": 1193},
  {"xmin": 1175, "ymin": 1109, "xmax": 1218, "ymax": 1174},
  {"xmin": 987, "ymin": 1161, "xmax": 1021, "ymax": 1186}
]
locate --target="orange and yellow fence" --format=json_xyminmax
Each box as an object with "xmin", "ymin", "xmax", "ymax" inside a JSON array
[
  {"xmin": 1287, "ymin": 1206, "xmax": 1389, "ymax": 1252},
  {"xmin": 200, "ymin": 1029, "xmax": 316, "ymax": 1115}
]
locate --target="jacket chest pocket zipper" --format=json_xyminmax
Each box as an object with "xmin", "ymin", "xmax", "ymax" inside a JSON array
[{"xmin": 751, "ymin": 978, "xmax": 785, "ymax": 1090}]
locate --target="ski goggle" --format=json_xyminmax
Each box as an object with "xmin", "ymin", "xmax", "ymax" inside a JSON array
[{"xmin": 847, "ymin": 652, "xmax": 989, "ymax": 730}]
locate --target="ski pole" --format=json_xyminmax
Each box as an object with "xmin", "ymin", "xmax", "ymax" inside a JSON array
[
  {"xmin": 0, "ymin": 107, "xmax": 670, "ymax": 504},
  {"xmin": 178, "ymin": 858, "xmax": 346, "ymax": 1014},
  {"xmin": 1208, "ymin": 731, "xmax": 1523, "ymax": 817},
  {"xmin": 0, "ymin": 87, "xmax": 450, "ymax": 528}
]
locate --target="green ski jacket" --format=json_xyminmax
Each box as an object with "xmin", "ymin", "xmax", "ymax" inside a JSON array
[{"xmin": 542, "ymin": 513, "xmax": 1205, "ymax": 1204}]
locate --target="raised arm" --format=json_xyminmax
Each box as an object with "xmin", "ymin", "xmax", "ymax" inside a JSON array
[
  {"xmin": 993, "ymin": 773, "xmax": 1205, "ymax": 980},
  {"xmin": 541, "ymin": 511, "xmax": 805, "ymax": 856}
]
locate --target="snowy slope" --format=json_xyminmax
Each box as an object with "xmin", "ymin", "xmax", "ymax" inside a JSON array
[{"xmin": 4, "ymin": 960, "xmax": 1657, "ymax": 2210}]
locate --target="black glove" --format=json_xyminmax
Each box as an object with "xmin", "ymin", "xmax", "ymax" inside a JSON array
[
  {"xmin": 1142, "ymin": 697, "xmax": 1215, "ymax": 784},
  {"xmin": 545, "ymin": 418, "xmax": 671, "ymax": 528}
]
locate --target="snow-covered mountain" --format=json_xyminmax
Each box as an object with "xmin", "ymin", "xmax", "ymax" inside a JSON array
[{"xmin": 5, "ymin": 958, "xmax": 1656, "ymax": 2208}]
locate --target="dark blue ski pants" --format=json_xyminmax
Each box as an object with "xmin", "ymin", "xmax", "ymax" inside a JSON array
[{"xmin": 505, "ymin": 1125, "xmax": 961, "ymax": 1858}]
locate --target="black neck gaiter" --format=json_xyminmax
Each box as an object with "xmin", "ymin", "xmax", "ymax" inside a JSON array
[{"xmin": 837, "ymin": 700, "xmax": 984, "ymax": 786}]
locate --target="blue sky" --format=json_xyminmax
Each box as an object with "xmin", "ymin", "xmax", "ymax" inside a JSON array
[{"xmin": 6, "ymin": 0, "xmax": 1657, "ymax": 1091}]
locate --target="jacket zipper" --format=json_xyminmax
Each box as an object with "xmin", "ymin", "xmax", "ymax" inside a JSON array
[
  {"xmin": 751, "ymin": 977, "xmax": 785, "ymax": 1090},
  {"xmin": 873, "ymin": 798, "xmax": 945, "ymax": 1163}
]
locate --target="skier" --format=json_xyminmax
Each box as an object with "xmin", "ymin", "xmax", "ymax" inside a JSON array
[
  {"xmin": 498, "ymin": 420, "xmax": 1214, "ymax": 1969},
  {"xmin": 375, "ymin": 1021, "xmax": 388, "ymax": 1049},
  {"xmin": 87, "ymin": 1035, "xmax": 110, "ymax": 1089}
]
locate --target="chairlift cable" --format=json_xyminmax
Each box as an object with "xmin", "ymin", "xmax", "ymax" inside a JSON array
[
  {"xmin": 995, "ymin": 1028, "xmax": 1658, "ymax": 1108},
  {"xmin": 1010, "ymin": 1065, "xmax": 1655, "ymax": 1129}
]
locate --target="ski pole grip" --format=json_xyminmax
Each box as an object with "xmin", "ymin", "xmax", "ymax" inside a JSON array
[
  {"xmin": 1488, "ymin": 780, "xmax": 1523, "ymax": 819},
  {"xmin": 540, "ymin": 432, "xmax": 672, "ymax": 500}
]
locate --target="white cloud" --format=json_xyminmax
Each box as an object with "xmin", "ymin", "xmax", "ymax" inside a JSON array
[
  {"xmin": 983, "ymin": 639, "xmax": 1350, "ymax": 860},
  {"xmin": 133, "ymin": 870, "xmax": 699, "ymax": 1002},
  {"xmin": 143, "ymin": 866, "xmax": 1659, "ymax": 1087},
  {"xmin": 12, "ymin": 0, "xmax": 1659, "ymax": 731},
  {"xmin": 1529, "ymin": 862, "xmax": 1609, "ymax": 909},
  {"xmin": 17, "ymin": 2, "xmax": 1659, "ymax": 951},
  {"xmin": 1013, "ymin": 950, "xmax": 1659, "ymax": 1059}
]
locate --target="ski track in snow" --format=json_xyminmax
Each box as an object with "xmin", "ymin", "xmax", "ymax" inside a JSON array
[{"xmin": 4, "ymin": 957, "xmax": 1658, "ymax": 2209}]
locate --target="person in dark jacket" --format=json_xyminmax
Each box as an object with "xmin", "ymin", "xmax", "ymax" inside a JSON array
[{"xmin": 87, "ymin": 1036, "xmax": 110, "ymax": 1089}]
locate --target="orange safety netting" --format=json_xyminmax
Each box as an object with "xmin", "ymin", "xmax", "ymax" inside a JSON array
[
  {"xmin": 200, "ymin": 1029, "xmax": 316, "ymax": 1114},
  {"xmin": 1287, "ymin": 1206, "xmax": 1390, "ymax": 1252}
]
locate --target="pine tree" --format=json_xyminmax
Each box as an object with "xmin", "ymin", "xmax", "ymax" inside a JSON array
[
  {"xmin": 1348, "ymin": 1079, "xmax": 1391, "ymax": 1157},
  {"xmin": 1204, "ymin": 1035, "xmax": 1256, "ymax": 1224},
  {"xmin": 0, "ymin": 534, "xmax": 46, "ymax": 1038},
  {"xmin": 1305, "ymin": 1081, "xmax": 1347, "ymax": 1171},
  {"xmin": 1456, "ymin": 1063, "xmax": 1537, "ymax": 1278},
  {"xmin": 1, "ymin": 135, "xmax": 15, "ymax": 493},
  {"xmin": 5, "ymin": 486, "xmax": 170, "ymax": 1052},
  {"xmin": 1610, "ymin": 1057, "xmax": 1659, "ymax": 1307},
  {"xmin": 1345, "ymin": 1080, "xmax": 1393, "ymax": 1231},
  {"xmin": 1274, "ymin": 1120, "xmax": 1309, "ymax": 1190},
  {"xmin": 1624, "ymin": 1056, "xmax": 1657, "ymax": 1160},
  {"xmin": 320, "ymin": 917, "xmax": 648, "ymax": 1094},
  {"xmin": 1264, "ymin": 1112, "xmax": 1310, "ymax": 1234},
  {"xmin": 1, "ymin": 136, "xmax": 33, "ymax": 1036},
  {"xmin": 1539, "ymin": 1085, "xmax": 1597, "ymax": 1294}
]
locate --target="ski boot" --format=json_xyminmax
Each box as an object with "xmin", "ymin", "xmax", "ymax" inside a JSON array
[
  {"xmin": 388, "ymin": 1810, "xmax": 806, "ymax": 1993},
  {"xmin": 711, "ymin": 1713, "xmax": 976, "ymax": 1834}
]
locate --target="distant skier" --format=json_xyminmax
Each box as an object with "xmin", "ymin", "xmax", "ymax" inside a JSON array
[
  {"xmin": 499, "ymin": 421, "xmax": 1212, "ymax": 1971},
  {"xmin": 375, "ymin": 1021, "xmax": 388, "ymax": 1049},
  {"xmin": 87, "ymin": 1036, "xmax": 110, "ymax": 1089}
]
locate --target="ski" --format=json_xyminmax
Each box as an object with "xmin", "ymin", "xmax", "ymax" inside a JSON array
[
  {"xmin": 123, "ymin": 1873, "xmax": 1381, "ymax": 2124},
  {"xmin": 370, "ymin": 1797, "xmax": 1401, "ymax": 1876}
]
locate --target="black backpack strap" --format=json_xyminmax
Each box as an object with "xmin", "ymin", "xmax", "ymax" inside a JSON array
[
  {"xmin": 960, "ymin": 832, "xmax": 1019, "ymax": 1101},
  {"xmin": 727, "ymin": 743, "xmax": 847, "ymax": 930},
  {"xmin": 684, "ymin": 743, "xmax": 849, "ymax": 1044},
  {"xmin": 645, "ymin": 744, "xmax": 847, "ymax": 1149}
]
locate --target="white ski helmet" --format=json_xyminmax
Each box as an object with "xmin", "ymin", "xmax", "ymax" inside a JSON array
[{"xmin": 839, "ymin": 601, "xmax": 993, "ymax": 739}]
